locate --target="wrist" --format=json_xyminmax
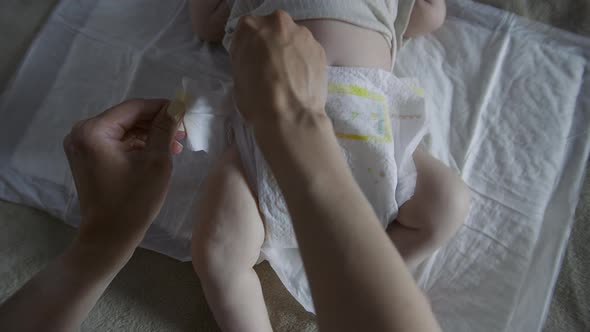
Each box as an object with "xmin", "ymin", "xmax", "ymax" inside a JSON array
[
  {"xmin": 253, "ymin": 107, "xmax": 333, "ymax": 151},
  {"xmin": 253, "ymin": 108, "xmax": 354, "ymax": 193},
  {"xmin": 78, "ymin": 213, "xmax": 149, "ymax": 251},
  {"xmin": 59, "ymin": 238, "xmax": 131, "ymax": 286},
  {"xmin": 67, "ymin": 218, "xmax": 142, "ymax": 276}
]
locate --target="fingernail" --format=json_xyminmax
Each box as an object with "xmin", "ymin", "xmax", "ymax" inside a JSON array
[{"xmin": 173, "ymin": 141, "xmax": 184, "ymax": 154}]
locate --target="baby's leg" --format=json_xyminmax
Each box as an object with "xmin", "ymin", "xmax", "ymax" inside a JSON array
[
  {"xmin": 387, "ymin": 149, "xmax": 470, "ymax": 270},
  {"xmin": 189, "ymin": 0, "xmax": 230, "ymax": 42},
  {"xmin": 192, "ymin": 146, "xmax": 272, "ymax": 332}
]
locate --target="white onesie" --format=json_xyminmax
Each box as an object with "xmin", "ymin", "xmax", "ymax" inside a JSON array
[
  {"xmin": 182, "ymin": 0, "xmax": 426, "ymax": 313},
  {"xmin": 223, "ymin": 0, "xmax": 417, "ymax": 61}
]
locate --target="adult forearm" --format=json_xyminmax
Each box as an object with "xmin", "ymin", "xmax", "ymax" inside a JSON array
[
  {"xmin": 0, "ymin": 98, "xmax": 180, "ymax": 331},
  {"xmin": 0, "ymin": 235, "xmax": 133, "ymax": 331},
  {"xmin": 255, "ymin": 113, "xmax": 440, "ymax": 332}
]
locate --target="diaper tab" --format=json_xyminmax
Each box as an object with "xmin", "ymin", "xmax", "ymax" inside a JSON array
[
  {"xmin": 181, "ymin": 77, "xmax": 234, "ymax": 158},
  {"xmin": 167, "ymin": 89, "xmax": 187, "ymax": 123}
]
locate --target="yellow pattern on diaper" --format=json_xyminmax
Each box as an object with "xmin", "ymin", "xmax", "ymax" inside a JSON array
[
  {"xmin": 327, "ymin": 82, "xmax": 392, "ymax": 143},
  {"xmin": 405, "ymin": 84, "xmax": 425, "ymax": 98},
  {"xmin": 328, "ymin": 83, "xmax": 387, "ymax": 102}
]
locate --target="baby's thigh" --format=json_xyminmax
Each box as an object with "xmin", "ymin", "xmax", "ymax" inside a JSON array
[
  {"xmin": 298, "ymin": 20, "xmax": 392, "ymax": 70},
  {"xmin": 192, "ymin": 146, "xmax": 265, "ymax": 271},
  {"xmin": 397, "ymin": 149, "xmax": 469, "ymax": 238}
]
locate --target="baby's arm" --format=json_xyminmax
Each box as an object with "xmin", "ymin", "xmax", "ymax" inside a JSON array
[
  {"xmin": 189, "ymin": 0, "xmax": 230, "ymax": 42},
  {"xmin": 405, "ymin": 0, "xmax": 447, "ymax": 37}
]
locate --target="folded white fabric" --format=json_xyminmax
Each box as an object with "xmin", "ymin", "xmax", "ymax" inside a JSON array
[
  {"xmin": 1, "ymin": 0, "xmax": 589, "ymax": 330},
  {"xmin": 181, "ymin": 78, "xmax": 233, "ymax": 158}
]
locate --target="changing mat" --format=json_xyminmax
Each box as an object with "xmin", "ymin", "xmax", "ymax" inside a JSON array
[{"xmin": 0, "ymin": 0, "xmax": 588, "ymax": 331}]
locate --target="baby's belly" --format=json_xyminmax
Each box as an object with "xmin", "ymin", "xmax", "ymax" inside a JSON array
[{"xmin": 298, "ymin": 20, "xmax": 392, "ymax": 71}]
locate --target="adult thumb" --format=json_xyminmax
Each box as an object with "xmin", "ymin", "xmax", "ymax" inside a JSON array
[{"xmin": 147, "ymin": 100, "xmax": 185, "ymax": 153}]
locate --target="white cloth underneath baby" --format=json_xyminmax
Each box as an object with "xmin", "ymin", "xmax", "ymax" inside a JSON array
[{"xmin": 182, "ymin": 66, "xmax": 428, "ymax": 311}]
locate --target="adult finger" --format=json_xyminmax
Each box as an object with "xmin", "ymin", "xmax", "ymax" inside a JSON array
[
  {"xmin": 269, "ymin": 10, "xmax": 297, "ymax": 33},
  {"xmin": 146, "ymin": 99, "xmax": 185, "ymax": 153},
  {"xmin": 99, "ymin": 99, "xmax": 169, "ymax": 131},
  {"xmin": 230, "ymin": 15, "xmax": 260, "ymax": 58}
]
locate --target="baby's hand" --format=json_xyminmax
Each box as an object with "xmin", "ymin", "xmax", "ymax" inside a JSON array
[
  {"xmin": 405, "ymin": 0, "xmax": 446, "ymax": 37},
  {"xmin": 230, "ymin": 10, "xmax": 328, "ymax": 129}
]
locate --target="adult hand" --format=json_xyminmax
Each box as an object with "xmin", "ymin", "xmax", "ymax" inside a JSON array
[
  {"xmin": 0, "ymin": 99, "xmax": 186, "ymax": 332},
  {"xmin": 230, "ymin": 10, "xmax": 328, "ymax": 127},
  {"xmin": 63, "ymin": 98, "xmax": 185, "ymax": 253}
]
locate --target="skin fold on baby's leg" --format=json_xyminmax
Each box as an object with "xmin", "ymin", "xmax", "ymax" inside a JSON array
[
  {"xmin": 191, "ymin": 146, "xmax": 272, "ymax": 332},
  {"xmin": 387, "ymin": 149, "xmax": 470, "ymax": 271}
]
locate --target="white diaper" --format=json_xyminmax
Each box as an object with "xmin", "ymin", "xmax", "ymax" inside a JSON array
[{"xmin": 181, "ymin": 66, "xmax": 428, "ymax": 311}]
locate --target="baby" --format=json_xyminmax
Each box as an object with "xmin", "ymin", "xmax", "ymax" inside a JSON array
[{"xmin": 189, "ymin": 1, "xmax": 469, "ymax": 331}]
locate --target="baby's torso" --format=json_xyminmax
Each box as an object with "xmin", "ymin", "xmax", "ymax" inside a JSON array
[
  {"xmin": 223, "ymin": 0, "xmax": 417, "ymax": 70},
  {"xmin": 298, "ymin": 20, "xmax": 392, "ymax": 70}
]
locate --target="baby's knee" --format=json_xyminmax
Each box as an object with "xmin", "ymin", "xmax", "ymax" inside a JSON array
[
  {"xmin": 192, "ymin": 246, "xmax": 224, "ymax": 281},
  {"xmin": 404, "ymin": 150, "xmax": 471, "ymax": 245},
  {"xmin": 192, "ymin": 231, "xmax": 260, "ymax": 280},
  {"xmin": 191, "ymin": 148, "xmax": 264, "ymax": 279},
  {"xmin": 428, "ymin": 174, "xmax": 470, "ymax": 243},
  {"xmin": 445, "ymin": 175, "xmax": 470, "ymax": 226},
  {"xmin": 409, "ymin": 170, "xmax": 470, "ymax": 245},
  {"xmin": 192, "ymin": 213, "xmax": 264, "ymax": 279}
]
